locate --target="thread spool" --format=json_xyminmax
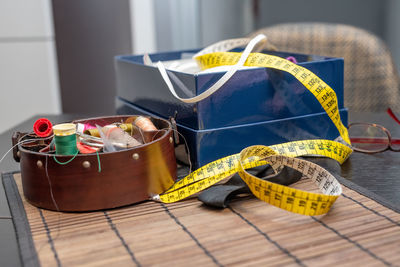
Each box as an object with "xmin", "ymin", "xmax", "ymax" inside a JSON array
[
  {"xmin": 119, "ymin": 123, "xmax": 133, "ymax": 133},
  {"xmin": 33, "ymin": 118, "xmax": 53, "ymax": 137},
  {"xmin": 285, "ymin": 56, "xmax": 298, "ymax": 64},
  {"xmin": 84, "ymin": 128, "xmax": 100, "ymax": 137},
  {"xmin": 134, "ymin": 116, "xmax": 157, "ymax": 131},
  {"xmin": 76, "ymin": 123, "xmax": 96, "ymax": 135},
  {"xmin": 53, "ymin": 123, "xmax": 78, "ymax": 155}
]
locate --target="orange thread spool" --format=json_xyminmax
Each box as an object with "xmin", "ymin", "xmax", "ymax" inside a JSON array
[{"xmin": 134, "ymin": 116, "xmax": 157, "ymax": 131}]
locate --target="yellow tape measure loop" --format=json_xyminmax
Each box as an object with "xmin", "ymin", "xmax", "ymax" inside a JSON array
[
  {"xmin": 163, "ymin": 154, "xmax": 240, "ymax": 194},
  {"xmin": 238, "ymin": 149, "xmax": 342, "ymax": 216},
  {"xmin": 156, "ymin": 140, "xmax": 352, "ymax": 215}
]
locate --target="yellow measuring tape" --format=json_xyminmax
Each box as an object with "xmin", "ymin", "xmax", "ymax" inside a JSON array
[
  {"xmin": 154, "ymin": 140, "xmax": 352, "ymax": 216},
  {"xmin": 153, "ymin": 51, "xmax": 353, "ymax": 215},
  {"xmin": 195, "ymin": 52, "xmax": 350, "ymax": 145}
]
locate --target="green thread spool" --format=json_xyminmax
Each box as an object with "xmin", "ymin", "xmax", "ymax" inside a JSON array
[{"xmin": 53, "ymin": 123, "xmax": 78, "ymax": 155}]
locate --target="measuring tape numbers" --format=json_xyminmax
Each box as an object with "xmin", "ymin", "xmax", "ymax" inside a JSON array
[
  {"xmin": 153, "ymin": 140, "xmax": 352, "ymax": 216},
  {"xmin": 195, "ymin": 52, "xmax": 350, "ymax": 145}
]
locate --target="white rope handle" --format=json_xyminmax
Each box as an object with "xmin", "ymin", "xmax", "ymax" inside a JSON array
[{"xmin": 157, "ymin": 34, "xmax": 268, "ymax": 104}]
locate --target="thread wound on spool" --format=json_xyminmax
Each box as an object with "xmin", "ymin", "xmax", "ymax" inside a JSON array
[
  {"xmin": 53, "ymin": 123, "xmax": 78, "ymax": 155},
  {"xmin": 33, "ymin": 118, "xmax": 53, "ymax": 137},
  {"xmin": 84, "ymin": 128, "xmax": 100, "ymax": 137},
  {"xmin": 118, "ymin": 123, "xmax": 133, "ymax": 133},
  {"xmin": 134, "ymin": 116, "xmax": 157, "ymax": 131}
]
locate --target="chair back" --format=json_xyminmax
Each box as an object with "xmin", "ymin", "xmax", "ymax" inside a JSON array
[{"xmin": 249, "ymin": 23, "xmax": 400, "ymax": 112}]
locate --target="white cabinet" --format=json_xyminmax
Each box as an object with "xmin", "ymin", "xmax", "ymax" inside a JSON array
[{"xmin": 0, "ymin": 0, "xmax": 60, "ymax": 133}]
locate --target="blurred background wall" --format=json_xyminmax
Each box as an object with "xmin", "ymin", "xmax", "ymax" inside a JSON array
[
  {"xmin": 1, "ymin": 0, "xmax": 399, "ymax": 133},
  {"xmin": 0, "ymin": 0, "xmax": 60, "ymax": 133}
]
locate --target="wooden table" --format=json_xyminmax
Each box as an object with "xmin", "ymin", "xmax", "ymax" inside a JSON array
[
  {"xmin": 1, "ymin": 112, "xmax": 399, "ymax": 267},
  {"xmin": 342, "ymin": 111, "xmax": 400, "ymax": 207}
]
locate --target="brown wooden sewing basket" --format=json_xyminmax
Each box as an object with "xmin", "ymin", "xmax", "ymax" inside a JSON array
[{"xmin": 12, "ymin": 115, "xmax": 177, "ymax": 212}]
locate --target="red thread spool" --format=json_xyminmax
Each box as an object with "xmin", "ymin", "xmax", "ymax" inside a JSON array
[{"xmin": 33, "ymin": 118, "xmax": 53, "ymax": 137}]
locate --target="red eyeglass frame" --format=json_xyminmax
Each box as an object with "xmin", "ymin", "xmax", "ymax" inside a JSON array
[
  {"xmin": 348, "ymin": 108, "xmax": 400, "ymax": 153},
  {"xmin": 349, "ymin": 123, "xmax": 400, "ymax": 153}
]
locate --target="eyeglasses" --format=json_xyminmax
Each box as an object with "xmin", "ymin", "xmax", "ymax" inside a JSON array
[{"xmin": 348, "ymin": 108, "xmax": 400, "ymax": 153}]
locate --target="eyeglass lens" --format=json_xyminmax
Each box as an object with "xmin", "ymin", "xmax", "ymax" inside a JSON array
[
  {"xmin": 348, "ymin": 124, "xmax": 389, "ymax": 152},
  {"xmin": 391, "ymin": 139, "xmax": 400, "ymax": 151}
]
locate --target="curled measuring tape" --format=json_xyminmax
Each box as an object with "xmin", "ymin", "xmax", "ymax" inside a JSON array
[
  {"xmin": 153, "ymin": 139, "xmax": 352, "ymax": 216},
  {"xmin": 154, "ymin": 35, "xmax": 353, "ymax": 215}
]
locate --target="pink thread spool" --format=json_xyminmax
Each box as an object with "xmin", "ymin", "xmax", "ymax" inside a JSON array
[{"xmin": 286, "ymin": 56, "xmax": 298, "ymax": 64}]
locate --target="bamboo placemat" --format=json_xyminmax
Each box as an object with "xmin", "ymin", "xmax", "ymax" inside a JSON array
[{"xmin": 3, "ymin": 172, "xmax": 400, "ymax": 267}]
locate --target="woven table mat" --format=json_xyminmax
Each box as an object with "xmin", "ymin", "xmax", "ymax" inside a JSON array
[{"xmin": 3, "ymin": 172, "xmax": 400, "ymax": 267}]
